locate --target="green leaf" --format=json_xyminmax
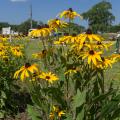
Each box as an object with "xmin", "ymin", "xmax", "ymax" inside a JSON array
[
  {"xmin": 98, "ymin": 94, "xmax": 120, "ymax": 119},
  {"xmin": 72, "ymin": 89, "xmax": 86, "ymax": 109},
  {"xmin": 65, "ymin": 114, "xmax": 72, "ymax": 120},
  {"xmin": 1, "ymin": 91, "xmax": 7, "ymax": 99},
  {"xmin": 0, "ymin": 110, "xmax": 5, "ymax": 119},
  {"xmin": 27, "ymin": 105, "xmax": 41, "ymax": 120},
  {"xmin": 76, "ymin": 107, "xmax": 84, "ymax": 120}
]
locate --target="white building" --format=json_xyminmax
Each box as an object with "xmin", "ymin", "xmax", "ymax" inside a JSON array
[
  {"xmin": 2, "ymin": 27, "xmax": 19, "ymax": 35},
  {"xmin": 2, "ymin": 27, "xmax": 11, "ymax": 35}
]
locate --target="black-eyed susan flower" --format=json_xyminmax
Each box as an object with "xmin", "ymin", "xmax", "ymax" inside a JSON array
[
  {"xmin": 29, "ymin": 25, "xmax": 51, "ymax": 37},
  {"xmin": 54, "ymin": 33, "xmax": 79, "ymax": 45},
  {"xmin": 65, "ymin": 66, "xmax": 80, "ymax": 75},
  {"xmin": 78, "ymin": 29, "xmax": 104, "ymax": 43},
  {"xmin": 32, "ymin": 50, "xmax": 47, "ymax": 59},
  {"xmin": 48, "ymin": 18, "xmax": 68, "ymax": 31},
  {"xmin": 109, "ymin": 54, "xmax": 120, "ymax": 61},
  {"xmin": 30, "ymin": 71, "xmax": 41, "ymax": 81},
  {"xmin": 49, "ymin": 105, "xmax": 65, "ymax": 120},
  {"xmin": 39, "ymin": 72, "xmax": 59, "ymax": 83},
  {"xmin": 11, "ymin": 47, "xmax": 23, "ymax": 57},
  {"xmin": 94, "ymin": 41, "xmax": 113, "ymax": 50},
  {"xmin": 0, "ymin": 49, "xmax": 6, "ymax": 57},
  {"xmin": 82, "ymin": 49, "xmax": 102, "ymax": 65},
  {"xmin": 14, "ymin": 63, "xmax": 38, "ymax": 81},
  {"xmin": 0, "ymin": 36, "xmax": 8, "ymax": 42},
  {"xmin": 49, "ymin": 112, "xmax": 54, "ymax": 120},
  {"xmin": 96, "ymin": 57, "xmax": 115, "ymax": 69},
  {"xmin": 58, "ymin": 8, "xmax": 82, "ymax": 20}
]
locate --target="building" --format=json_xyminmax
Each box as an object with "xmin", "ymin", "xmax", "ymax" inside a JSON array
[{"xmin": 2, "ymin": 27, "xmax": 19, "ymax": 35}]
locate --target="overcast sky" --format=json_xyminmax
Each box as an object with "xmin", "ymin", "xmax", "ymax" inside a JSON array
[{"xmin": 0, "ymin": 0, "xmax": 119, "ymax": 27}]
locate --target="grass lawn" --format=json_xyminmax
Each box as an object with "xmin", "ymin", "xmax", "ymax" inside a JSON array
[{"xmin": 104, "ymin": 42, "xmax": 120, "ymax": 88}]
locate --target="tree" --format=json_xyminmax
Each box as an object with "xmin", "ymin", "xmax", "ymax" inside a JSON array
[
  {"xmin": 108, "ymin": 24, "xmax": 120, "ymax": 33},
  {"xmin": 10, "ymin": 24, "xmax": 19, "ymax": 32},
  {"xmin": 18, "ymin": 19, "xmax": 42, "ymax": 35},
  {"xmin": 60, "ymin": 23, "xmax": 85, "ymax": 34},
  {"xmin": 0, "ymin": 22, "xmax": 9, "ymax": 31},
  {"xmin": 82, "ymin": 1, "xmax": 115, "ymax": 33}
]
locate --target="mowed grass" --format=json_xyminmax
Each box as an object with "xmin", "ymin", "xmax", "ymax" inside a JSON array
[
  {"xmin": 25, "ymin": 39, "xmax": 120, "ymax": 88},
  {"xmin": 104, "ymin": 42, "xmax": 120, "ymax": 88},
  {"xmin": 25, "ymin": 39, "xmax": 43, "ymax": 59}
]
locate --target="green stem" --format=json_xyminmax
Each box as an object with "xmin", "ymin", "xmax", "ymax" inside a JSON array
[{"xmin": 41, "ymin": 37, "xmax": 46, "ymax": 50}]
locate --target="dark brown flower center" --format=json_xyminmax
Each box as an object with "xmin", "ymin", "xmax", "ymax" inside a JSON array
[
  {"xmin": 44, "ymin": 24, "xmax": 49, "ymax": 28},
  {"xmin": 25, "ymin": 63, "xmax": 31, "ymax": 68},
  {"xmin": 83, "ymin": 42, "xmax": 86, "ymax": 44},
  {"xmin": 101, "ymin": 57, "xmax": 105, "ymax": 61},
  {"xmin": 16, "ymin": 49, "xmax": 19, "ymax": 52},
  {"xmin": 89, "ymin": 50, "xmax": 95, "ymax": 55},
  {"xmin": 55, "ymin": 18, "xmax": 59, "ymax": 21},
  {"xmin": 46, "ymin": 76, "xmax": 50, "ymax": 79},
  {"xmin": 3, "ymin": 58, "xmax": 8, "ymax": 62},
  {"xmin": 68, "ymin": 8, "xmax": 73, "ymax": 12},
  {"xmin": 86, "ymin": 29, "xmax": 92, "ymax": 34},
  {"xmin": 72, "ymin": 66, "xmax": 76, "ymax": 70},
  {"xmin": 72, "ymin": 33, "xmax": 77, "ymax": 37},
  {"xmin": 37, "ymin": 25, "xmax": 42, "ymax": 29},
  {"xmin": 80, "ymin": 48, "xmax": 83, "ymax": 51},
  {"xmin": 42, "ymin": 50, "xmax": 47, "ymax": 54},
  {"xmin": 97, "ymin": 41, "xmax": 102, "ymax": 45},
  {"xmin": 64, "ymin": 33, "xmax": 69, "ymax": 36},
  {"xmin": 33, "ymin": 72, "xmax": 37, "ymax": 77}
]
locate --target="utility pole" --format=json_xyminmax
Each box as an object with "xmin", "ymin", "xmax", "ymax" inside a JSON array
[{"xmin": 30, "ymin": 4, "xmax": 32, "ymax": 29}]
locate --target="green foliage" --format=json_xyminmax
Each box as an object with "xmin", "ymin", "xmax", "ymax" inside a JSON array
[
  {"xmin": 82, "ymin": 1, "xmax": 115, "ymax": 33},
  {"xmin": 27, "ymin": 105, "xmax": 42, "ymax": 120},
  {"xmin": 60, "ymin": 23, "xmax": 85, "ymax": 34},
  {"xmin": 18, "ymin": 19, "xmax": 39, "ymax": 35},
  {"xmin": 108, "ymin": 24, "xmax": 120, "ymax": 33},
  {"xmin": 0, "ymin": 22, "xmax": 9, "ymax": 31}
]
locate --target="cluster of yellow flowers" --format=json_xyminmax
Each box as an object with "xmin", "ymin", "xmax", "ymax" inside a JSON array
[
  {"xmin": 0, "ymin": 35, "xmax": 9, "ymax": 42},
  {"xmin": 54, "ymin": 29, "xmax": 120, "ymax": 69},
  {"xmin": 14, "ymin": 63, "xmax": 59, "ymax": 83},
  {"xmin": 0, "ymin": 41, "xmax": 23, "ymax": 62},
  {"xmin": 29, "ymin": 8, "xmax": 82, "ymax": 38}
]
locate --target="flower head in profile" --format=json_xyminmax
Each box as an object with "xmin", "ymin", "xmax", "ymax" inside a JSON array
[
  {"xmin": 48, "ymin": 18, "xmax": 68, "ymax": 31},
  {"xmin": 65, "ymin": 66, "xmax": 80, "ymax": 75},
  {"xmin": 39, "ymin": 72, "xmax": 59, "ymax": 83},
  {"xmin": 49, "ymin": 105, "xmax": 65, "ymax": 120},
  {"xmin": 29, "ymin": 24, "xmax": 51, "ymax": 37},
  {"xmin": 109, "ymin": 54, "xmax": 120, "ymax": 61},
  {"xmin": 58, "ymin": 8, "xmax": 83, "ymax": 20},
  {"xmin": 54, "ymin": 33, "xmax": 79, "ymax": 45},
  {"xmin": 96, "ymin": 57, "xmax": 115, "ymax": 69},
  {"xmin": 14, "ymin": 63, "xmax": 38, "ymax": 81},
  {"xmin": 94, "ymin": 41, "xmax": 113, "ymax": 50},
  {"xmin": 32, "ymin": 50, "xmax": 47, "ymax": 59},
  {"xmin": 78, "ymin": 29, "xmax": 104, "ymax": 43}
]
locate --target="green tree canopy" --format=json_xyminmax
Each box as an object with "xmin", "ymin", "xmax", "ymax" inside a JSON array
[
  {"xmin": 0, "ymin": 22, "xmax": 9, "ymax": 31},
  {"xmin": 61, "ymin": 23, "xmax": 85, "ymax": 35},
  {"xmin": 108, "ymin": 24, "xmax": 120, "ymax": 33},
  {"xmin": 82, "ymin": 1, "xmax": 115, "ymax": 33},
  {"xmin": 18, "ymin": 19, "xmax": 43, "ymax": 35}
]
